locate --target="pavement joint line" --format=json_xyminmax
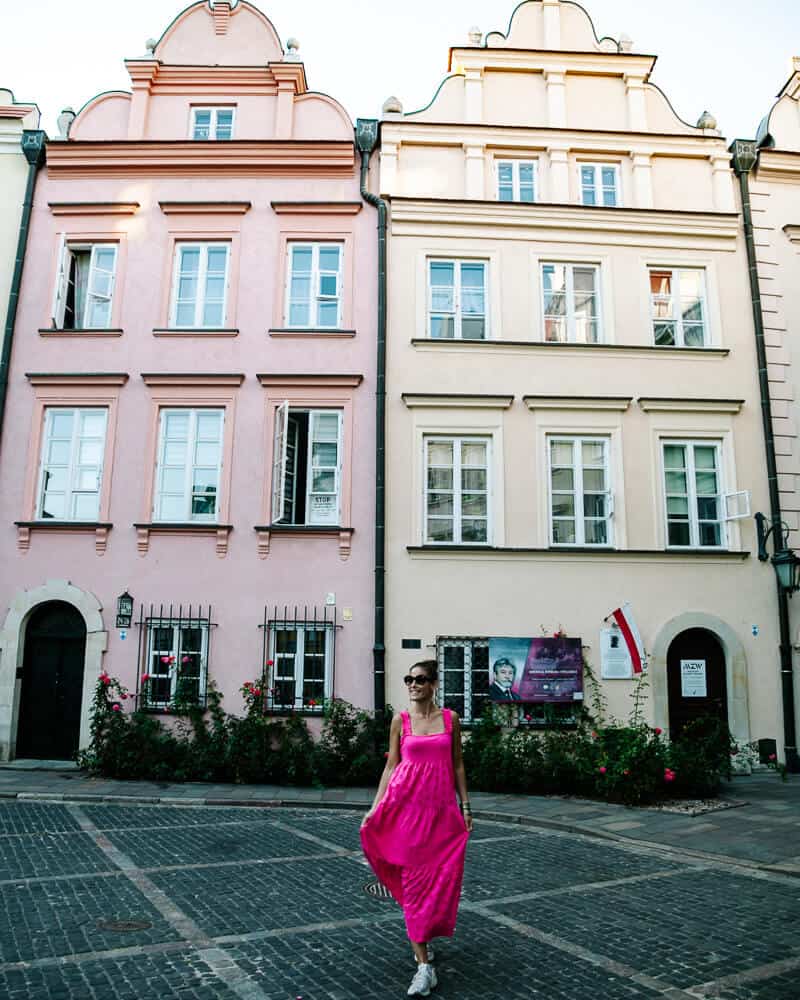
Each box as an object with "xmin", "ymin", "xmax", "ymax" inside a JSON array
[
  {"xmin": 212, "ymin": 912, "xmax": 406, "ymax": 945},
  {"xmin": 470, "ymin": 905, "xmax": 698, "ymax": 1000},
  {"xmin": 138, "ymin": 848, "xmax": 362, "ymax": 875},
  {"xmin": 267, "ymin": 816, "xmax": 357, "ymax": 854},
  {"xmin": 65, "ymin": 804, "xmax": 271, "ymax": 1000},
  {"xmin": 462, "ymin": 865, "xmax": 695, "ymax": 909},
  {"xmin": 685, "ymin": 953, "xmax": 800, "ymax": 996},
  {"xmin": 0, "ymin": 939, "xmax": 189, "ymax": 975},
  {"xmin": 464, "ymin": 833, "xmax": 530, "ymax": 845},
  {"xmin": 0, "ymin": 869, "xmax": 124, "ymax": 888}
]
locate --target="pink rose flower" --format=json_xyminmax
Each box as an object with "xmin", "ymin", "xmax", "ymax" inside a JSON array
[
  {"xmin": 664, "ymin": 768, "xmax": 676, "ymax": 783},
  {"xmin": 141, "ymin": 673, "xmax": 150, "ymax": 682},
  {"xmin": 769, "ymin": 753, "xmax": 777, "ymax": 761},
  {"xmin": 623, "ymin": 769, "xmax": 630, "ymax": 776},
  {"xmin": 160, "ymin": 656, "xmax": 169, "ymax": 664},
  {"xmin": 112, "ymin": 704, "xmax": 121, "ymax": 712},
  {"xmin": 524, "ymin": 714, "xmax": 532, "ymax": 721},
  {"xmin": 591, "ymin": 731, "xmax": 598, "ymax": 739},
  {"xmin": 598, "ymin": 766, "xmax": 607, "ymax": 775},
  {"xmin": 181, "ymin": 655, "xmax": 189, "ymax": 664}
]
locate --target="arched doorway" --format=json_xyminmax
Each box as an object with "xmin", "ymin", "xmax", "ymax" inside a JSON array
[
  {"xmin": 16, "ymin": 602, "xmax": 87, "ymax": 759},
  {"xmin": 667, "ymin": 627, "xmax": 728, "ymax": 739}
]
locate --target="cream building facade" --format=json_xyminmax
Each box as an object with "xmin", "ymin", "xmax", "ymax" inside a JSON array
[{"xmin": 380, "ymin": 0, "xmax": 789, "ymax": 752}]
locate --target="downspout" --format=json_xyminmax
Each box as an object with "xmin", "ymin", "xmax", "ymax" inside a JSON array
[
  {"xmin": 355, "ymin": 119, "xmax": 387, "ymax": 715},
  {"xmin": 0, "ymin": 129, "xmax": 46, "ymax": 449},
  {"xmin": 730, "ymin": 139, "xmax": 799, "ymax": 772}
]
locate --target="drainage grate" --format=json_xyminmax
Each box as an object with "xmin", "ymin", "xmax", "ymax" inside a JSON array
[
  {"xmin": 96, "ymin": 918, "xmax": 153, "ymax": 932},
  {"xmin": 363, "ymin": 880, "xmax": 394, "ymax": 900}
]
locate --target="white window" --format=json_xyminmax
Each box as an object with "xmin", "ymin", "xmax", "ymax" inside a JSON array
[
  {"xmin": 37, "ymin": 408, "xmax": 108, "ymax": 521},
  {"xmin": 650, "ymin": 268, "xmax": 708, "ymax": 347},
  {"xmin": 285, "ymin": 243, "xmax": 343, "ymax": 329},
  {"xmin": 663, "ymin": 441, "xmax": 724, "ymax": 548},
  {"xmin": 437, "ymin": 638, "xmax": 490, "ymax": 723},
  {"xmin": 272, "ymin": 407, "xmax": 343, "ymax": 526},
  {"xmin": 270, "ymin": 624, "xmax": 333, "ymax": 711},
  {"xmin": 541, "ymin": 263, "xmax": 601, "ymax": 343},
  {"xmin": 549, "ymin": 437, "xmax": 612, "ymax": 546},
  {"xmin": 428, "ymin": 260, "xmax": 487, "ymax": 340},
  {"xmin": 580, "ymin": 163, "xmax": 620, "ymax": 206},
  {"xmin": 154, "ymin": 409, "xmax": 224, "ymax": 523},
  {"xmin": 170, "ymin": 243, "xmax": 230, "ymax": 329},
  {"xmin": 144, "ymin": 619, "xmax": 209, "ymax": 709},
  {"xmin": 52, "ymin": 242, "xmax": 118, "ymax": 330},
  {"xmin": 497, "ymin": 160, "xmax": 536, "ymax": 202},
  {"xmin": 191, "ymin": 107, "xmax": 234, "ymax": 140},
  {"xmin": 425, "ymin": 437, "xmax": 490, "ymax": 544}
]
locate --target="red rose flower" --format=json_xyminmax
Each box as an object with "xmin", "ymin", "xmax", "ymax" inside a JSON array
[
  {"xmin": 112, "ymin": 704, "xmax": 121, "ymax": 712},
  {"xmin": 141, "ymin": 673, "xmax": 150, "ymax": 682},
  {"xmin": 654, "ymin": 727, "xmax": 663, "ymax": 735},
  {"xmin": 623, "ymin": 769, "xmax": 630, "ymax": 776},
  {"xmin": 598, "ymin": 766, "xmax": 607, "ymax": 775}
]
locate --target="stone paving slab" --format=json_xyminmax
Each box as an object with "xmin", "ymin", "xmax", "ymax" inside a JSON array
[
  {"xmin": 491, "ymin": 868, "xmax": 800, "ymax": 990},
  {"xmin": 0, "ymin": 831, "xmax": 117, "ymax": 882},
  {"xmin": 0, "ymin": 801, "xmax": 83, "ymax": 836},
  {"xmin": 0, "ymin": 873, "xmax": 180, "ymax": 963}
]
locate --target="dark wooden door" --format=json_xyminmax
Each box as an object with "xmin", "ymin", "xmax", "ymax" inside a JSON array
[
  {"xmin": 17, "ymin": 602, "xmax": 86, "ymax": 759},
  {"xmin": 667, "ymin": 628, "xmax": 728, "ymax": 739}
]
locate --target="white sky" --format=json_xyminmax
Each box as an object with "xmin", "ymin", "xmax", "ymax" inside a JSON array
[{"xmin": 1, "ymin": 0, "xmax": 798, "ymax": 140}]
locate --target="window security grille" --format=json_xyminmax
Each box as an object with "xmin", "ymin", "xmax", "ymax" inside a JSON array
[
  {"xmin": 135, "ymin": 604, "xmax": 215, "ymax": 710},
  {"xmin": 258, "ymin": 605, "xmax": 340, "ymax": 713}
]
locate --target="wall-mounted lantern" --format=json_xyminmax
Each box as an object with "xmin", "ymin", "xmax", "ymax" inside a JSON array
[
  {"xmin": 116, "ymin": 591, "xmax": 134, "ymax": 628},
  {"xmin": 755, "ymin": 513, "xmax": 800, "ymax": 595}
]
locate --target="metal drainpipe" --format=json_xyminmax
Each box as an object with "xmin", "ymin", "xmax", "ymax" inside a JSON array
[
  {"xmin": 355, "ymin": 119, "xmax": 387, "ymax": 715},
  {"xmin": 731, "ymin": 138, "xmax": 799, "ymax": 772},
  {"xmin": 0, "ymin": 130, "xmax": 46, "ymax": 449}
]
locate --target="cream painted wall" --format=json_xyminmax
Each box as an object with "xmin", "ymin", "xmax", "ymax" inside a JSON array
[{"xmin": 380, "ymin": 0, "xmax": 786, "ymax": 753}]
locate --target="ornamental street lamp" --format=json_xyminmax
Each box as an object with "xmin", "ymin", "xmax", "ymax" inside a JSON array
[
  {"xmin": 755, "ymin": 513, "xmax": 800, "ymax": 594},
  {"xmin": 116, "ymin": 591, "xmax": 134, "ymax": 628}
]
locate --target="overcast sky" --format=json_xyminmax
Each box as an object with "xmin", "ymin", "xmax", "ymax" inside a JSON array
[{"xmin": 2, "ymin": 0, "xmax": 797, "ymax": 139}]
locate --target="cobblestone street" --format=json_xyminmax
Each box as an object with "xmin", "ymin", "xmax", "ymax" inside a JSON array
[{"xmin": 0, "ymin": 799, "xmax": 798, "ymax": 999}]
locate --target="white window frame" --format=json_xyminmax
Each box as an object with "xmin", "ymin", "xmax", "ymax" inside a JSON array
[
  {"xmin": 424, "ymin": 435, "xmax": 491, "ymax": 545},
  {"xmin": 284, "ymin": 242, "xmax": 344, "ymax": 329},
  {"xmin": 145, "ymin": 620, "xmax": 209, "ymax": 709},
  {"xmin": 662, "ymin": 439, "xmax": 726, "ymax": 550},
  {"xmin": 649, "ymin": 267, "xmax": 709, "ymax": 348},
  {"xmin": 169, "ymin": 242, "xmax": 230, "ymax": 329},
  {"xmin": 52, "ymin": 241, "xmax": 118, "ymax": 330},
  {"xmin": 153, "ymin": 408, "xmax": 225, "ymax": 523},
  {"xmin": 579, "ymin": 162, "xmax": 621, "ymax": 207},
  {"xmin": 540, "ymin": 262, "xmax": 602, "ymax": 343},
  {"xmin": 272, "ymin": 407, "xmax": 343, "ymax": 526},
  {"xmin": 36, "ymin": 407, "xmax": 108, "ymax": 521},
  {"xmin": 427, "ymin": 258, "xmax": 489, "ymax": 340},
  {"xmin": 496, "ymin": 159, "xmax": 537, "ymax": 202},
  {"xmin": 548, "ymin": 436, "xmax": 613, "ymax": 548},
  {"xmin": 269, "ymin": 624, "xmax": 333, "ymax": 712},
  {"xmin": 437, "ymin": 637, "xmax": 489, "ymax": 725},
  {"xmin": 190, "ymin": 106, "xmax": 235, "ymax": 140}
]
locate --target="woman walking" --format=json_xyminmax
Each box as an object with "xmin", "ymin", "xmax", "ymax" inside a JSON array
[{"xmin": 360, "ymin": 660, "xmax": 472, "ymax": 997}]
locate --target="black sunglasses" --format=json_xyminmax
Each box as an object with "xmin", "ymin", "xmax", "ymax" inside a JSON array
[{"xmin": 403, "ymin": 675, "xmax": 432, "ymax": 686}]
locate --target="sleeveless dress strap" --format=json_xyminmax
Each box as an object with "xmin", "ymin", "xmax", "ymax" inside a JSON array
[
  {"xmin": 443, "ymin": 708, "xmax": 453, "ymax": 733},
  {"xmin": 400, "ymin": 711, "xmax": 411, "ymax": 737}
]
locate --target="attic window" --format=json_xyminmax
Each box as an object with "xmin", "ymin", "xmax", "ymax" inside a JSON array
[{"xmin": 191, "ymin": 108, "xmax": 235, "ymax": 141}]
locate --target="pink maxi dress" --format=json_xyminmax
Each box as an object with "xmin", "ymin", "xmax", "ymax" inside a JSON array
[{"xmin": 360, "ymin": 708, "xmax": 470, "ymax": 942}]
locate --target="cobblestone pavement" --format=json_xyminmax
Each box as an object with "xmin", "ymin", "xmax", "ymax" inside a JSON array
[{"xmin": 0, "ymin": 801, "xmax": 799, "ymax": 999}]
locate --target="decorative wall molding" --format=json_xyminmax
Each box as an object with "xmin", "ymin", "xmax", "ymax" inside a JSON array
[
  {"xmin": 402, "ymin": 393, "xmax": 514, "ymax": 409},
  {"xmin": 523, "ymin": 395, "xmax": 632, "ymax": 411},
  {"xmin": 637, "ymin": 397, "xmax": 744, "ymax": 414},
  {"xmin": 158, "ymin": 201, "xmax": 251, "ymax": 215}
]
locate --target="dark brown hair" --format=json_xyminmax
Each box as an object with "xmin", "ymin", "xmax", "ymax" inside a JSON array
[{"xmin": 410, "ymin": 659, "xmax": 438, "ymax": 683}]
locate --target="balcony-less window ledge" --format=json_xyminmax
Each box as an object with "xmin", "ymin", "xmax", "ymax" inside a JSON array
[
  {"xmin": 254, "ymin": 524, "xmax": 354, "ymax": 561},
  {"xmin": 407, "ymin": 545, "xmax": 749, "ymax": 560},
  {"xmin": 268, "ymin": 327, "xmax": 356, "ymax": 338},
  {"xmin": 39, "ymin": 328, "xmax": 123, "ymax": 338},
  {"xmin": 152, "ymin": 328, "xmax": 239, "ymax": 337},
  {"xmin": 15, "ymin": 520, "xmax": 112, "ymax": 555},
  {"xmin": 411, "ymin": 339, "xmax": 730, "ymax": 358},
  {"xmin": 133, "ymin": 522, "xmax": 233, "ymax": 559}
]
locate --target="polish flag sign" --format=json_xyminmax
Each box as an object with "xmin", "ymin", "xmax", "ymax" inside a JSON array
[{"xmin": 610, "ymin": 603, "xmax": 646, "ymax": 674}]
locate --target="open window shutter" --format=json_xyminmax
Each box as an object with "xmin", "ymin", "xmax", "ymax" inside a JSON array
[
  {"xmin": 723, "ymin": 489, "xmax": 751, "ymax": 521},
  {"xmin": 51, "ymin": 235, "xmax": 68, "ymax": 327},
  {"xmin": 271, "ymin": 400, "xmax": 289, "ymax": 523},
  {"xmin": 86, "ymin": 245, "xmax": 118, "ymax": 327}
]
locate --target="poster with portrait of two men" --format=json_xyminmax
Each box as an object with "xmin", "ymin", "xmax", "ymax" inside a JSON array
[{"xmin": 488, "ymin": 636, "xmax": 584, "ymax": 703}]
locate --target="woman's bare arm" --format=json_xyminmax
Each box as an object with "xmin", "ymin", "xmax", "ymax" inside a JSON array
[
  {"xmin": 361, "ymin": 714, "xmax": 402, "ymax": 825},
  {"xmin": 450, "ymin": 712, "xmax": 473, "ymax": 832}
]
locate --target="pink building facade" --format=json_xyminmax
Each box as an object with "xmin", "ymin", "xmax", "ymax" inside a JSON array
[{"xmin": 0, "ymin": 1, "xmax": 376, "ymax": 759}]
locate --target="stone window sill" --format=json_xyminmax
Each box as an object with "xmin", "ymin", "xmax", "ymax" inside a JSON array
[
  {"xmin": 15, "ymin": 520, "xmax": 112, "ymax": 555},
  {"xmin": 253, "ymin": 524, "xmax": 354, "ymax": 560},
  {"xmin": 133, "ymin": 522, "xmax": 233, "ymax": 558},
  {"xmin": 152, "ymin": 328, "xmax": 239, "ymax": 337},
  {"xmin": 268, "ymin": 328, "xmax": 356, "ymax": 338},
  {"xmin": 39, "ymin": 328, "xmax": 123, "ymax": 337}
]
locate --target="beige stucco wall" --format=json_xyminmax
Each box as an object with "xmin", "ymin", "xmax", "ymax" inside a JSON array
[{"xmin": 380, "ymin": 0, "xmax": 788, "ymax": 752}]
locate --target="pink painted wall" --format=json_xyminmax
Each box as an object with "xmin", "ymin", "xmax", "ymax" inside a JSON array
[{"xmin": 0, "ymin": 2, "xmax": 376, "ymax": 751}]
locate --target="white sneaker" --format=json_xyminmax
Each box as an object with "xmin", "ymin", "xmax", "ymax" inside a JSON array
[
  {"xmin": 407, "ymin": 963, "xmax": 438, "ymax": 996},
  {"xmin": 413, "ymin": 944, "xmax": 435, "ymax": 964}
]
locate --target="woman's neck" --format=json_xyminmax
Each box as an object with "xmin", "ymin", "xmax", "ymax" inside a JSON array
[{"xmin": 410, "ymin": 700, "xmax": 436, "ymax": 718}]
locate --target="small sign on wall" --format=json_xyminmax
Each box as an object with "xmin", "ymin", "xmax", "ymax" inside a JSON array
[
  {"xmin": 600, "ymin": 627, "xmax": 632, "ymax": 679},
  {"xmin": 681, "ymin": 659, "xmax": 707, "ymax": 698}
]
